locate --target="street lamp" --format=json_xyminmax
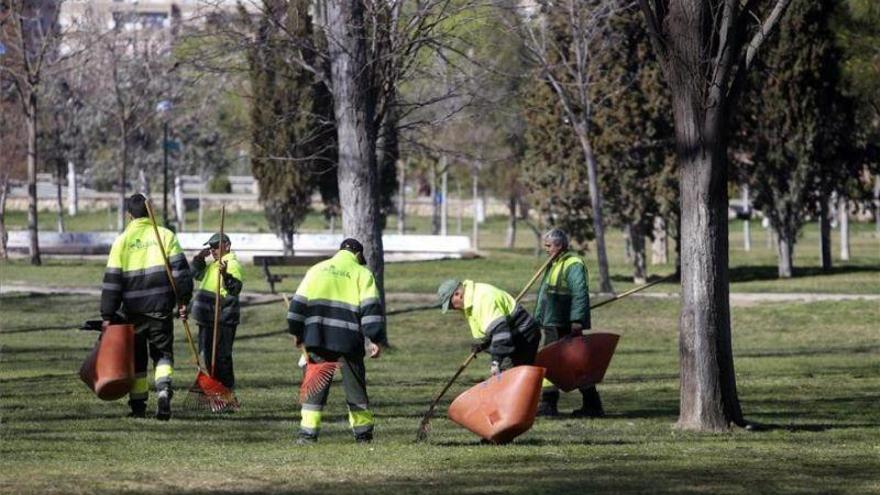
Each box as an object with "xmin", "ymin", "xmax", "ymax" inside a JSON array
[{"xmin": 156, "ymin": 100, "xmax": 172, "ymax": 227}]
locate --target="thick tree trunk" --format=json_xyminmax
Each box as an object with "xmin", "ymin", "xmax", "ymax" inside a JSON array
[
  {"xmin": 819, "ymin": 196, "xmax": 832, "ymax": 271},
  {"xmin": 326, "ymin": 0, "xmax": 385, "ymax": 303},
  {"xmin": 629, "ymin": 223, "xmax": 647, "ymax": 284},
  {"xmin": 623, "ymin": 227, "xmax": 633, "ymax": 262},
  {"xmin": 397, "ymin": 159, "xmax": 405, "ymax": 235},
  {"xmin": 575, "ymin": 131, "xmax": 613, "ymax": 293},
  {"xmin": 26, "ymin": 94, "xmax": 41, "ymax": 265},
  {"xmin": 839, "ymin": 196, "xmax": 849, "ymax": 261},
  {"xmin": 776, "ymin": 230, "xmax": 794, "ymax": 278},
  {"xmin": 742, "ymin": 184, "xmax": 751, "ymax": 251},
  {"xmin": 506, "ymin": 194, "xmax": 517, "ymax": 249},
  {"xmin": 651, "ymin": 216, "xmax": 668, "ymax": 265}
]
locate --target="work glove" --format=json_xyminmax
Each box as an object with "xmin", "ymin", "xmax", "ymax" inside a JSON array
[{"xmin": 470, "ymin": 341, "xmax": 488, "ymax": 354}]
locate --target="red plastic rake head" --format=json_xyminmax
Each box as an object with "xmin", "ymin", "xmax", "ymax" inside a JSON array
[
  {"xmin": 299, "ymin": 359, "xmax": 339, "ymax": 403},
  {"xmin": 192, "ymin": 371, "xmax": 239, "ymax": 412}
]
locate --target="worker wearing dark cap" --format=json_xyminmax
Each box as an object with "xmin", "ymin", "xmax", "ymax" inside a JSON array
[
  {"xmin": 437, "ymin": 279, "xmax": 541, "ymax": 376},
  {"xmin": 287, "ymin": 238, "xmax": 388, "ymax": 443},
  {"xmin": 190, "ymin": 233, "xmax": 244, "ymax": 396}
]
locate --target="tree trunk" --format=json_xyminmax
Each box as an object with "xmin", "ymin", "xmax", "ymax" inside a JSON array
[
  {"xmin": 472, "ymin": 168, "xmax": 479, "ymax": 251},
  {"xmin": 819, "ymin": 196, "xmax": 832, "ymax": 271},
  {"xmin": 575, "ymin": 131, "xmax": 613, "ymax": 293},
  {"xmin": 67, "ymin": 161, "xmax": 78, "ymax": 216},
  {"xmin": 0, "ymin": 176, "xmax": 9, "ymax": 259},
  {"xmin": 440, "ymin": 161, "xmax": 448, "ymax": 236},
  {"xmin": 26, "ymin": 93, "xmax": 41, "ymax": 265},
  {"xmin": 326, "ymin": 0, "xmax": 385, "ymax": 303},
  {"xmin": 629, "ymin": 223, "xmax": 647, "ymax": 284},
  {"xmin": 505, "ymin": 194, "xmax": 517, "ymax": 249},
  {"xmin": 55, "ymin": 159, "xmax": 64, "ymax": 233},
  {"xmin": 430, "ymin": 162, "xmax": 439, "ymax": 235},
  {"xmin": 623, "ymin": 227, "xmax": 633, "ymax": 262},
  {"xmin": 397, "ymin": 159, "xmax": 406, "ymax": 235},
  {"xmin": 874, "ymin": 175, "xmax": 879, "ymax": 235},
  {"xmin": 742, "ymin": 183, "xmax": 751, "ymax": 251},
  {"xmin": 776, "ymin": 229, "xmax": 794, "ymax": 278},
  {"xmin": 651, "ymin": 216, "xmax": 668, "ymax": 265},
  {"xmin": 282, "ymin": 230, "xmax": 294, "ymax": 256},
  {"xmin": 839, "ymin": 195, "xmax": 849, "ymax": 261}
]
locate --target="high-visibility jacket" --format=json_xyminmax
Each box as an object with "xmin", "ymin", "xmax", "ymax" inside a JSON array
[
  {"xmin": 190, "ymin": 251, "xmax": 244, "ymax": 326},
  {"xmin": 287, "ymin": 250, "xmax": 387, "ymax": 356},
  {"xmin": 101, "ymin": 217, "xmax": 193, "ymax": 320},
  {"xmin": 462, "ymin": 280, "xmax": 539, "ymax": 363},
  {"xmin": 533, "ymin": 251, "xmax": 590, "ymax": 329}
]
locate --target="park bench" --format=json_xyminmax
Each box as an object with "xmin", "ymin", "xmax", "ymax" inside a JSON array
[{"xmin": 253, "ymin": 255, "xmax": 329, "ymax": 294}]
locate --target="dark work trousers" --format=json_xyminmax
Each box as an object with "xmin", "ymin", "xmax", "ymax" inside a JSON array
[
  {"xmin": 541, "ymin": 325, "xmax": 600, "ymax": 402},
  {"xmin": 198, "ymin": 324, "xmax": 238, "ymax": 389},
  {"xmin": 498, "ymin": 333, "xmax": 541, "ymax": 371},
  {"xmin": 129, "ymin": 313, "xmax": 174, "ymax": 401},
  {"xmin": 302, "ymin": 349, "xmax": 374, "ymax": 438}
]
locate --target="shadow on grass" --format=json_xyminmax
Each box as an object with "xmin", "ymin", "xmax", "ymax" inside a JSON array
[
  {"xmin": 728, "ymin": 264, "xmax": 880, "ymax": 283},
  {"xmin": 738, "ymin": 345, "xmax": 880, "ymax": 358}
]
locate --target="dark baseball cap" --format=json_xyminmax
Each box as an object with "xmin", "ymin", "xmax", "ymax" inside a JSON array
[{"xmin": 204, "ymin": 233, "xmax": 231, "ymax": 246}]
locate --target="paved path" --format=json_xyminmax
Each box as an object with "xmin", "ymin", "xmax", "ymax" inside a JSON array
[{"xmin": 3, "ymin": 283, "xmax": 879, "ymax": 307}]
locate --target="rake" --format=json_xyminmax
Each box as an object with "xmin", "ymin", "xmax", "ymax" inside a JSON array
[
  {"xmin": 144, "ymin": 199, "xmax": 237, "ymax": 413},
  {"xmin": 415, "ymin": 252, "xmax": 560, "ymax": 442},
  {"xmin": 280, "ymin": 293, "xmax": 340, "ymax": 404}
]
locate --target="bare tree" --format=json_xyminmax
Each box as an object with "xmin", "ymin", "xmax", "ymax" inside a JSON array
[
  {"xmin": 638, "ymin": 0, "xmax": 792, "ymax": 431},
  {"xmin": 516, "ymin": 0, "xmax": 624, "ymax": 293},
  {"xmin": 0, "ymin": 0, "xmax": 63, "ymax": 265}
]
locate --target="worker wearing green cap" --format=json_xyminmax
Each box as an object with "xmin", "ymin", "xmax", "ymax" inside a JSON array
[
  {"xmin": 437, "ymin": 279, "xmax": 541, "ymax": 376},
  {"xmin": 190, "ymin": 232, "xmax": 244, "ymax": 395}
]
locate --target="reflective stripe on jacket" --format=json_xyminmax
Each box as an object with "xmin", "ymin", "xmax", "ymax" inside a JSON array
[
  {"xmin": 462, "ymin": 280, "xmax": 539, "ymax": 363},
  {"xmin": 190, "ymin": 251, "xmax": 244, "ymax": 326},
  {"xmin": 533, "ymin": 252, "xmax": 590, "ymax": 329},
  {"xmin": 100, "ymin": 217, "xmax": 193, "ymax": 319},
  {"xmin": 287, "ymin": 250, "xmax": 387, "ymax": 356}
]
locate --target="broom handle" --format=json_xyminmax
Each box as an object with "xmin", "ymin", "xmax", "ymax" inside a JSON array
[
  {"xmin": 145, "ymin": 199, "xmax": 204, "ymax": 371},
  {"xmin": 588, "ymin": 273, "xmax": 677, "ymax": 311},
  {"xmin": 211, "ymin": 205, "xmax": 225, "ymax": 377},
  {"xmin": 420, "ymin": 253, "xmax": 559, "ymax": 421}
]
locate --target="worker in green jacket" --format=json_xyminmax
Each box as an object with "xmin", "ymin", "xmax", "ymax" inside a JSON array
[
  {"xmin": 534, "ymin": 228, "xmax": 603, "ymax": 417},
  {"xmin": 190, "ymin": 233, "xmax": 244, "ymax": 393},
  {"xmin": 437, "ymin": 279, "xmax": 541, "ymax": 376},
  {"xmin": 287, "ymin": 239, "xmax": 388, "ymax": 444},
  {"xmin": 100, "ymin": 193, "xmax": 193, "ymax": 420}
]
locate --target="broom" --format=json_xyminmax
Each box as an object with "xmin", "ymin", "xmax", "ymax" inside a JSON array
[
  {"xmin": 415, "ymin": 252, "xmax": 560, "ymax": 442},
  {"xmin": 144, "ymin": 199, "xmax": 236, "ymax": 413},
  {"xmin": 280, "ymin": 293, "xmax": 339, "ymax": 404}
]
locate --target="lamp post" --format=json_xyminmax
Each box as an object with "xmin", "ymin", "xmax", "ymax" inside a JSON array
[{"xmin": 156, "ymin": 100, "xmax": 172, "ymax": 226}]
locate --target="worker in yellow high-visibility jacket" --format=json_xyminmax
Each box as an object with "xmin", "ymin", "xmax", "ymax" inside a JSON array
[
  {"xmin": 287, "ymin": 238, "xmax": 388, "ymax": 444},
  {"xmin": 100, "ymin": 193, "xmax": 193, "ymax": 420},
  {"xmin": 436, "ymin": 279, "xmax": 541, "ymax": 376},
  {"xmin": 190, "ymin": 233, "xmax": 244, "ymax": 392}
]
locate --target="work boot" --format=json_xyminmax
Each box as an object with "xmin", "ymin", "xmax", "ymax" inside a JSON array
[
  {"xmin": 571, "ymin": 386, "xmax": 604, "ymax": 418},
  {"xmin": 536, "ymin": 390, "xmax": 559, "ymax": 417},
  {"xmin": 354, "ymin": 432, "xmax": 373, "ymax": 444},
  {"xmin": 127, "ymin": 399, "xmax": 146, "ymax": 419},
  {"xmin": 155, "ymin": 389, "xmax": 172, "ymax": 421},
  {"xmin": 296, "ymin": 433, "xmax": 318, "ymax": 445}
]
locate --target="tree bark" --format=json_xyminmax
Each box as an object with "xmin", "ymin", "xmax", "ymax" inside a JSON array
[
  {"xmin": 0, "ymin": 175, "xmax": 9, "ymax": 259},
  {"xmin": 430, "ymin": 161, "xmax": 439, "ymax": 235},
  {"xmin": 326, "ymin": 0, "xmax": 385, "ymax": 303},
  {"xmin": 651, "ymin": 216, "xmax": 668, "ymax": 264},
  {"xmin": 839, "ymin": 196, "xmax": 849, "ymax": 261},
  {"xmin": 742, "ymin": 183, "xmax": 751, "ymax": 251},
  {"xmin": 506, "ymin": 194, "xmax": 517, "ymax": 249},
  {"xmin": 575, "ymin": 130, "xmax": 613, "ymax": 293},
  {"xmin": 819, "ymin": 196, "xmax": 832, "ymax": 271},
  {"xmin": 776, "ymin": 230, "xmax": 793, "ymax": 278},
  {"xmin": 26, "ymin": 92, "xmax": 41, "ymax": 265},
  {"xmin": 629, "ymin": 223, "xmax": 647, "ymax": 284},
  {"xmin": 874, "ymin": 175, "xmax": 879, "ymax": 235}
]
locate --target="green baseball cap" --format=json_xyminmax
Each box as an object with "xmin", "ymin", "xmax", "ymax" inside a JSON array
[
  {"xmin": 204, "ymin": 233, "xmax": 231, "ymax": 247},
  {"xmin": 437, "ymin": 279, "xmax": 461, "ymax": 313}
]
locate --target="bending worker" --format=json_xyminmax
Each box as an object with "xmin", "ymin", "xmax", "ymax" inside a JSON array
[
  {"xmin": 535, "ymin": 228, "xmax": 603, "ymax": 417},
  {"xmin": 436, "ymin": 279, "xmax": 541, "ymax": 376},
  {"xmin": 287, "ymin": 238, "xmax": 388, "ymax": 444},
  {"xmin": 190, "ymin": 233, "xmax": 244, "ymax": 395},
  {"xmin": 100, "ymin": 193, "xmax": 193, "ymax": 420}
]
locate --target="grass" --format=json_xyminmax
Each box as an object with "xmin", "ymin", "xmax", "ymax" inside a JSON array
[{"xmin": 1, "ymin": 291, "xmax": 878, "ymax": 494}]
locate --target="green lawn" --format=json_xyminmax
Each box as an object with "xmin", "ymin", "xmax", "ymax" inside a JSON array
[{"xmin": 1, "ymin": 291, "xmax": 878, "ymax": 494}]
